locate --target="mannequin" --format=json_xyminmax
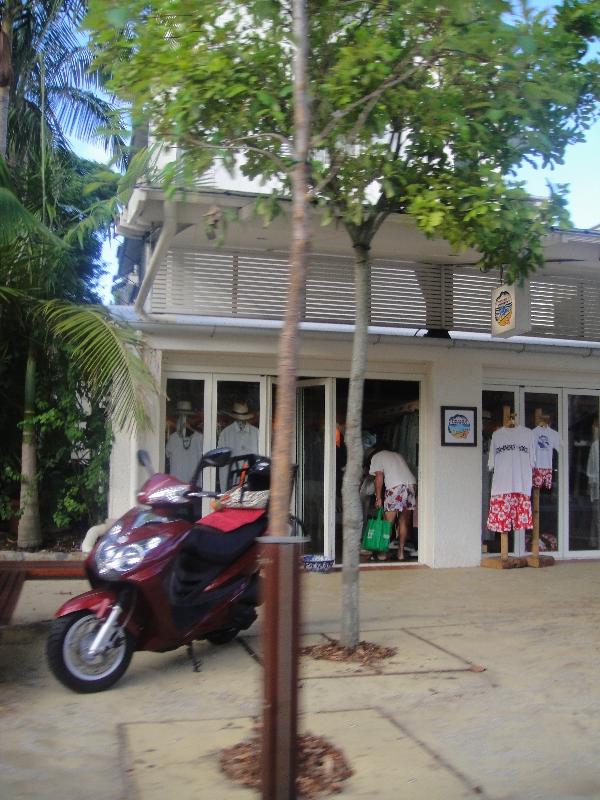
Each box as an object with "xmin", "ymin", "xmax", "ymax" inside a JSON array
[
  {"xmin": 487, "ymin": 411, "xmax": 535, "ymax": 536},
  {"xmin": 165, "ymin": 400, "xmax": 203, "ymax": 483},
  {"xmin": 532, "ymin": 413, "xmax": 560, "ymax": 490},
  {"xmin": 217, "ymin": 401, "xmax": 259, "ymax": 490}
]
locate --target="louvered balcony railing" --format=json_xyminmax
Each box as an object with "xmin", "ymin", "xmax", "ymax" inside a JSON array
[{"xmin": 149, "ymin": 248, "xmax": 600, "ymax": 342}]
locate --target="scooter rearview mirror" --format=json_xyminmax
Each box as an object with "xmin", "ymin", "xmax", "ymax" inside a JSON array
[
  {"xmin": 200, "ymin": 447, "xmax": 233, "ymax": 468},
  {"xmin": 189, "ymin": 447, "xmax": 233, "ymax": 490}
]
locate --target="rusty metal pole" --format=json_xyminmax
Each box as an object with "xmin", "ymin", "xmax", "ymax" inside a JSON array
[{"xmin": 261, "ymin": 1, "xmax": 310, "ymax": 798}]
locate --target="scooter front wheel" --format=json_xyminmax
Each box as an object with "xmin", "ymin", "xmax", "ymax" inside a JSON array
[{"xmin": 47, "ymin": 610, "xmax": 135, "ymax": 693}]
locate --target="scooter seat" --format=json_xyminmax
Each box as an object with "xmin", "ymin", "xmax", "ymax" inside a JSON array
[{"xmin": 180, "ymin": 516, "xmax": 268, "ymax": 566}]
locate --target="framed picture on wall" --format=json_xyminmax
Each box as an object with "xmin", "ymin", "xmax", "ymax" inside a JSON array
[{"xmin": 441, "ymin": 406, "xmax": 478, "ymax": 447}]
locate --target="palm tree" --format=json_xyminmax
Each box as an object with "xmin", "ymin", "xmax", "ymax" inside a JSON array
[
  {"xmin": 0, "ymin": 1, "xmax": 140, "ymax": 547},
  {"xmin": 1, "ymin": 155, "xmax": 153, "ymax": 548},
  {"xmin": 1, "ymin": 0, "xmax": 126, "ymax": 165}
]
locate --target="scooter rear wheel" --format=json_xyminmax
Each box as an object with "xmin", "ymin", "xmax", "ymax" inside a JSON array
[{"xmin": 47, "ymin": 610, "xmax": 135, "ymax": 693}]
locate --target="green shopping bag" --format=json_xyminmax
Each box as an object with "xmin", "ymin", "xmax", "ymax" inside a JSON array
[{"xmin": 361, "ymin": 508, "xmax": 392, "ymax": 552}]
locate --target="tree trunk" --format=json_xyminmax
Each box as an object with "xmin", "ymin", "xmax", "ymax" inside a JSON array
[
  {"xmin": 340, "ymin": 243, "xmax": 371, "ymax": 648},
  {"xmin": 261, "ymin": 1, "xmax": 310, "ymax": 795},
  {"xmin": 0, "ymin": 84, "xmax": 8, "ymax": 158},
  {"xmin": 0, "ymin": 12, "xmax": 13, "ymax": 160},
  {"xmin": 17, "ymin": 345, "xmax": 42, "ymax": 548}
]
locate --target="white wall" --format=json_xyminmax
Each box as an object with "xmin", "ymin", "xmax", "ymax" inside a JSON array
[
  {"xmin": 420, "ymin": 352, "xmax": 484, "ymax": 567},
  {"xmin": 108, "ymin": 347, "xmax": 164, "ymax": 518}
]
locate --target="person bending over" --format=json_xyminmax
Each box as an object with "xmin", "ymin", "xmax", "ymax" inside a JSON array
[{"xmin": 369, "ymin": 445, "xmax": 416, "ymax": 561}]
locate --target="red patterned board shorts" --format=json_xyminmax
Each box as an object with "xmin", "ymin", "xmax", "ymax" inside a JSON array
[
  {"xmin": 487, "ymin": 492, "xmax": 532, "ymax": 532},
  {"xmin": 384, "ymin": 484, "xmax": 417, "ymax": 512},
  {"xmin": 532, "ymin": 468, "xmax": 552, "ymax": 490}
]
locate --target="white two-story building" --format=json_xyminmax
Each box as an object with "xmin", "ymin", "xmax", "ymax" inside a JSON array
[{"xmin": 109, "ymin": 175, "xmax": 600, "ymax": 569}]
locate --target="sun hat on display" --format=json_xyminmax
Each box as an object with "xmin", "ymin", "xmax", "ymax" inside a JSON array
[{"xmin": 224, "ymin": 401, "xmax": 255, "ymax": 421}]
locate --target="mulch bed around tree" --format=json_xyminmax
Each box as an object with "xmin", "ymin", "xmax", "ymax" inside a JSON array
[
  {"xmin": 300, "ymin": 638, "xmax": 397, "ymax": 667},
  {"xmin": 220, "ymin": 730, "xmax": 353, "ymax": 798}
]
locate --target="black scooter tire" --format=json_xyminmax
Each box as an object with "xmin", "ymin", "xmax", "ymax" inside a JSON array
[
  {"xmin": 205, "ymin": 627, "xmax": 240, "ymax": 645},
  {"xmin": 47, "ymin": 610, "xmax": 135, "ymax": 693}
]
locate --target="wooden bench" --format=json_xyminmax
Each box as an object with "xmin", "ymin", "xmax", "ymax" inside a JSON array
[
  {"xmin": 0, "ymin": 560, "xmax": 85, "ymax": 625},
  {"xmin": 0, "ymin": 569, "xmax": 27, "ymax": 626}
]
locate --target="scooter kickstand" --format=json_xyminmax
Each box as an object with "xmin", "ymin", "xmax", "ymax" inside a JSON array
[{"xmin": 186, "ymin": 642, "xmax": 202, "ymax": 672}]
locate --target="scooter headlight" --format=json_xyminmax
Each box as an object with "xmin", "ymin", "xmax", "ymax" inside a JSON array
[{"xmin": 95, "ymin": 535, "xmax": 165, "ymax": 575}]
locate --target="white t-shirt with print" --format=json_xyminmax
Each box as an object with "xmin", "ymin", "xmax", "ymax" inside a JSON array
[
  {"xmin": 488, "ymin": 425, "xmax": 535, "ymax": 496},
  {"xmin": 369, "ymin": 450, "xmax": 416, "ymax": 489},
  {"xmin": 532, "ymin": 425, "xmax": 560, "ymax": 469}
]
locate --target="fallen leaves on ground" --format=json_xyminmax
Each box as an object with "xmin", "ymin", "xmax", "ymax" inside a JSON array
[
  {"xmin": 300, "ymin": 639, "xmax": 397, "ymax": 667},
  {"xmin": 220, "ymin": 731, "xmax": 353, "ymax": 798}
]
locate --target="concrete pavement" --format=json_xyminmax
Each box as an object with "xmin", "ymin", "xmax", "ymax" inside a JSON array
[{"xmin": 2, "ymin": 562, "xmax": 600, "ymax": 799}]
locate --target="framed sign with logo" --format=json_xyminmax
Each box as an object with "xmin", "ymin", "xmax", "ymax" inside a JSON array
[{"xmin": 441, "ymin": 406, "xmax": 478, "ymax": 447}]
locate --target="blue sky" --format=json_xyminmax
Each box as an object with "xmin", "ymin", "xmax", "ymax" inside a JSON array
[{"xmin": 515, "ymin": 124, "xmax": 600, "ymax": 231}]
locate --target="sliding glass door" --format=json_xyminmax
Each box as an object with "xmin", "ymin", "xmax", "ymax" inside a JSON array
[{"xmin": 567, "ymin": 393, "xmax": 600, "ymax": 554}]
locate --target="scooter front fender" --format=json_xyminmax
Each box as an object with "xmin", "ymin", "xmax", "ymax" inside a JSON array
[
  {"xmin": 55, "ymin": 588, "xmax": 120, "ymax": 620},
  {"xmin": 54, "ymin": 588, "xmax": 143, "ymax": 641}
]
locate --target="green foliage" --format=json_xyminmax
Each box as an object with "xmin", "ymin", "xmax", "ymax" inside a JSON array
[
  {"xmin": 88, "ymin": 0, "xmax": 600, "ymax": 280},
  {"xmin": 0, "ymin": 355, "xmax": 112, "ymax": 532}
]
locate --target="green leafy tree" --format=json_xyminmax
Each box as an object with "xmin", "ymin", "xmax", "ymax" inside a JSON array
[
  {"xmin": 89, "ymin": 0, "xmax": 599, "ymax": 644},
  {"xmin": 0, "ymin": 162, "xmax": 154, "ymax": 546}
]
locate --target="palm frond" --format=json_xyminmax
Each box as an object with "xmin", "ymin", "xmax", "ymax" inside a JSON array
[
  {"xmin": 0, "ymin": 187, "xmax": 64, "ymax": 249},
  {"xmin": 39, "ymin": 299, "xmax": 156, "ymax": 433},
  {"xmin": 0, "ymin": 285, "xmax": 28, "ymax": 304},
  {"xmin": 49, "ymin": 86, "xmax": 128, "ymax": 166}
]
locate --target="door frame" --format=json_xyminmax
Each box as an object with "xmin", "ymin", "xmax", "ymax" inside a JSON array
[
  {"xmin": 296, "ymin": 379, "xmax": 336, "ymax": 558},
  {"xmin": 267, "ymin": 377, "xmax": 337, "ymax": 558},
  {"xmin": 563, "ymin": 388, "xmax": 600, "ymax": 558}
]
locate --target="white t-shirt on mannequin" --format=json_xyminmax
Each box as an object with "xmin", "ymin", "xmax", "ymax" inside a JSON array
[
  {"xmin": 166, "ymin": 430, "xmax": 203, "ymax": 483},
  {"xmin": 217, "ymin": 421, "xmax": 259, "ymax": 488},
  {"xmin": 532, "ymin": 425, "xmax": 560, "ymax": 469},
  {"xmin": 488, "ymin": 425, "xmax": 535, "ymax": 496}
]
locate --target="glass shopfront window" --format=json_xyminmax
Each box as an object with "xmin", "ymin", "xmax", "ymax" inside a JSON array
[
  {"xmin": 568, "ymin": 394, "xmax": 600, "ymax": 552},
  {"xmin": 215, "ymin": 380, "xmax": 261, "ymax": 491},
  {"xmin": 164, "ymin": 378, "xmax": 204, "ymax": 482},
  {"xmin": 524, "ymin": 392, "xmax": 560, "ymax": 554}
]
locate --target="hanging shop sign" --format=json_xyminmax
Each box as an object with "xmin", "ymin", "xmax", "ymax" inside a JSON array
[{"xmin": 491, "ymin": 281, "xmax": 531, "ymax": 337}]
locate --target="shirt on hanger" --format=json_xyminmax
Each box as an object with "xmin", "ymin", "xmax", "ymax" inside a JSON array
[
  {"xmin": 217, "ymin": 421, "xmax": 259, "ymax": 489},
  {"xmin": 488, "ymin": 425, "xmax": 535, "ymax": 497},
  {"xmin": 532, "ymin": 425, "xmax": 561, "ymax": 469},
  {"xmin": 166, "ymin": 430, "xmax": 203, "ymax": 483}
]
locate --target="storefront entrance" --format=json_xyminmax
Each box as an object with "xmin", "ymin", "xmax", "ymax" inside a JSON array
[
  {"xmin": 163, "ymin": 372, "xmax": 420, "ymax": 564},
  {"xmin": 482, "ymin": 386, "xmax": 600, "ymax": 559}
]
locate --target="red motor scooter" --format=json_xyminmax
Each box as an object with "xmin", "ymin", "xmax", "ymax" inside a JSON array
[{"xmin": 46, "ymin": 447, "xmax": 271, "ymax": 693}]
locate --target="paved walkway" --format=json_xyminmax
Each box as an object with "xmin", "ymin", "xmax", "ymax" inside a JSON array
[{"xmin": 2, "ymin": 561, "xmax": 600, "ymax": 799}]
